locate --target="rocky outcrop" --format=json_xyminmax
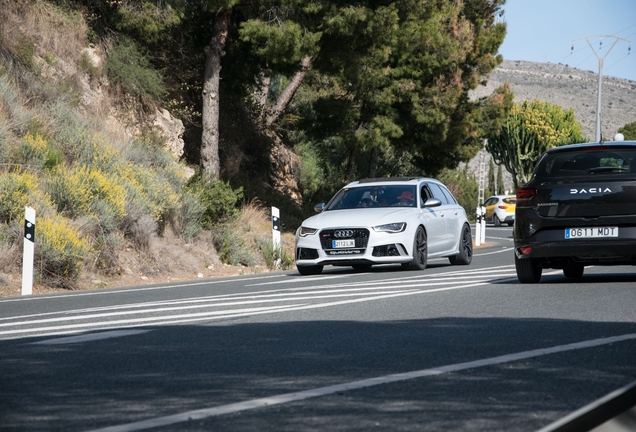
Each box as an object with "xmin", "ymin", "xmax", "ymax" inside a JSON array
[{"xmin": 153, "ymin": 108, "xmax": 185, "ymax": 160}]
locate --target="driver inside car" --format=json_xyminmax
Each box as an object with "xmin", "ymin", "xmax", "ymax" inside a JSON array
[{"xmin": 396, "ymin": 191, "xmax": 415, "ymax": 206}]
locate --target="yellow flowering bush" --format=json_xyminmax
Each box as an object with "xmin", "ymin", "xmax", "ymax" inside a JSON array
[
  {"xmin": 46, "ymin": 166, "xmax": 126, "ymax": 220},
  {"xmin": 116, "ymin": 161, "xmax": 180, "ymax": 221},
  {"xmin": 0, "ymin": 171, "xmax": 38, "ymax": 223},
  {"xmin": 76, "ymin": 133, "xmax": 121, "ymax": 173},
  {"xmin": 20, "ymin": 132, "xmax": 48, "ymax": 167},
  {"xmin": 36, "ymin": 215, "xmax": 89, "ymax": 284}
]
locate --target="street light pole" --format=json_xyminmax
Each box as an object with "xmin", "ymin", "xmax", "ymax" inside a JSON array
[{"xmin": 572, "ymin": 35, "xmax": 631, "ymax": 142}]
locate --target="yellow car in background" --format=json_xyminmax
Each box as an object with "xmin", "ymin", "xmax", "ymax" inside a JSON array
[{"xmin": 483, "ymin": 195, "xmax": 516, "ymax": 227}]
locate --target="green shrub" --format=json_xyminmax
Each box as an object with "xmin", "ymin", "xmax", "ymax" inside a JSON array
[
  {"xmin": 618, "ymin": 121, "xmax": 636, "ymax": 140},
  {"xmin": 296, "ymin": 142, "xmax": 323, "ymax": 198},
  {"xmin": 106, "ymin": 38, "xmax": 166, "ymax": 100},
  {"xmin": 94, "ymin": 230, "xmax": 124, "ymax": 274},
  {"xmin": 77, "ymin": 50, "xmax": 100, "ymax": 80},
  {"xmin": 214, "ymin": 229, "xmax": 258, "ymax": 267},
  {"xmin": 43, "ymin": 52, "xmax": 58, "ymax": 66},
  {"xmin": 0, "ymin": 75, "xmax": 32, "ymax": 135},
  {"xmin": 172, "ymin": 190, "xmax": 205, "ymax": 240},
  {"xmin": 123, "ymin": 214, "xmax": 157, "ymax": 251},
  {"xmin": 49, "ymin": 101, "xmax": 93, "ymax": 160},
  {"xmin": 257, "ymin": 237, "xmax": 294, "ymax": 270},
  {"xmin": 187, "ymin": 175, "xmax": 244, "ymax": 228},
  {"xmin": 0, "ymin": 126, "xmax": 8, "ymax": 163},
  {"xmin": 14, "ymin": 36, "xmax": 36, "ymax": 70}
]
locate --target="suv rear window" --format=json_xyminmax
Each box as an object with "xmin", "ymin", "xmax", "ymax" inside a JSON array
[{"xmin": 535, "ymin": 148, "xmax": 636, "ymax": 179}]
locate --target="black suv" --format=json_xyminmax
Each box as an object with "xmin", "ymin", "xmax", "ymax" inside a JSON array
[{"xmin": 514, "ymin": 141, "xmax": 636, "ymax": 283}]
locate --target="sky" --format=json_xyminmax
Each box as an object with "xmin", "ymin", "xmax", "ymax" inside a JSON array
[{"xmin": 498, "ymin": 0, "xmax": 636, "ymax": 82}]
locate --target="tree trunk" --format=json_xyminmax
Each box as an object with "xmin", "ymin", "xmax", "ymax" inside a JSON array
[
  {"xmin": 344, "ymin": 144, "xmax": 357, "ymax": 184},
  {"xmin": 255, "ymin": 69, "xmax": 271, "ymax": 123},
  {"xmin": 368, "ymin": 146, "xmax": 379, "ymax": 178},
  {"xmin": 200, "ymin": 8, "xmax": 231, "ymax": 179},
  {"xmin": 266, "ymin": 56, "xmax": 311, "ymax": 127}
]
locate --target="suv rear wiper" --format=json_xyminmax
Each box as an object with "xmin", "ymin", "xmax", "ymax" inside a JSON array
[{"xmin": 588, "ymin": 166, "xmax": 629, "ymax": 173}]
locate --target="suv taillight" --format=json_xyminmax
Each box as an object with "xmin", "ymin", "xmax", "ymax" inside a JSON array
[{"xmin": 516, "ymin": 187, "xmax": 537, "ymax": 204}]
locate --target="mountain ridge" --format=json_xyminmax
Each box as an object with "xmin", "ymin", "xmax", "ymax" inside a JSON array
[{"xmin": 472, "ymin": 59, "xmax": 636, "ymax": 140}]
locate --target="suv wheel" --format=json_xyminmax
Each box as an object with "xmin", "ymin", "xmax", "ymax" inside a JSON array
[{"xmin": 515, "ymin": 255, "xmax": 542, "ymax": 283}]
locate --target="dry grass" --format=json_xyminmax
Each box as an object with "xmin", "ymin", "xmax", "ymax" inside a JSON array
[
  {"xmin": 237, "ymin": 200, "xmax": 296, "ymax": 253},
  {"xmin": 1, "ymin": 0, "xmax": 88, "ymax": 65}
]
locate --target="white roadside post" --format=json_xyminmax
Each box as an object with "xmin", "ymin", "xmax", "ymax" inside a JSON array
[
  {"xmin": 475, "ymin": 206, "xmax": 481, "ymax": 247},
  {"xmin": 480, "ymin": 205, "xmax": 486, "ymax": 245},
  {"xmin": 272, "ymin": 206, "xmax": 281, "ymax": 269},
  {"xmin": 22, "ymin": 206, "xmax": 36, "ymax": 296}
]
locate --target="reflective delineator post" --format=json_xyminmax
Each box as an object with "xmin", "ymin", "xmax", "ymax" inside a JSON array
[
  {"xmin": 272, "ymin": 207, "xmax": 281, "ymax": 269},
  {"xmin": 480, "ymin": 206, "xmax": 486, "ymax": 245},
  {"xmin": 475, "ymin": 207, "xmax": 481, "ymax": 247},
  {"xmin": 22, "ymin": 206, "xmax": 36, "ymax": 296}
]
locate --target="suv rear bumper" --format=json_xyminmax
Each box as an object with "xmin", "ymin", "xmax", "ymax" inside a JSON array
[{"xmin": 514, "ymin": 238, "xmax": 636, "ymax": 268}]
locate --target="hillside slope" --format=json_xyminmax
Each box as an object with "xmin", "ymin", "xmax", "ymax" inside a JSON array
[{"xmin": 472, "ymin": 59, "xmax": 636, "ymax": 140}]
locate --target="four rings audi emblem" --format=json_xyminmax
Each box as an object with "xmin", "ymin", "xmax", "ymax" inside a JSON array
[{"xmin": 334, "ymin": 229, "xmax": 354, "ymax": 238}]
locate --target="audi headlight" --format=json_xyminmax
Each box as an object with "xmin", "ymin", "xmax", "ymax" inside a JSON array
[
  {"xmin": 298, "ymin": 226, "xmax": 318, "ymax": 237},
  {"xmin": 373, "ymin": 222, "xmax": 406, "ymax": 233}
]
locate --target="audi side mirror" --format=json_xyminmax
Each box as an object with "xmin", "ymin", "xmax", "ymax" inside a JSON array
[
  {"xmin": 423, "ymin": 198, "xmax": 442, "ymax": 208},
  {"xmin": 314, "ymin": 203, "xmax": 325, "ymax": 213}
]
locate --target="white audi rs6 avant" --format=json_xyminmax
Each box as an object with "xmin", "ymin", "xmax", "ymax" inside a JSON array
[{"xmin": 294, "ymin": 177, "xmax": 473, "ymax": 275}]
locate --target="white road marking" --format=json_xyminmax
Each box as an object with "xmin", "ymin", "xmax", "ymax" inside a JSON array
[
  {"xmin": 29, "ymin": 330, "xmax": 151, "ymax": 345},
  {"xmin": 86, "ymin": 333, "xmax": 636, "ymax": 432},
  {"xmin": 0, "ymin": 266, "xmax": 521, "ymax": 339},
  {"xmin": 0, "ymin": 266, "xmax": 516, "ymax": 324},
  {"xmin": 246, "ymin": 274, "xmax": 360, "ymax": 286},
  {"xmin": 0, "ymin": 280, "xmax": 498, "ymax": 339},
  {"xmin": 0, "ymin": 289, "xmax": 424, "ymax": 328},
  {"xmin": 0, "ymin": 305, "xmax": 306, "ymax": 337},
  {"xmin": 474, "ymin": 247, "xmax": 514, "ymax": 256},
  {"xmin": 0, "ymin": 274, "xmax": 289, "ymax": 304},
  {"xmin": 485, "ymin": 235, "xmax": 515, "ymax": 242}
]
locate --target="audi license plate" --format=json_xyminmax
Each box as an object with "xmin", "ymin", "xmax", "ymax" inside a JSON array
[
  {"xmin": 565, "ymin": 227, "xmax": 618, "ymax": 239},
  {"xmin": 332, "ymin": 239, "xmax": 355, "ymax": 248}
]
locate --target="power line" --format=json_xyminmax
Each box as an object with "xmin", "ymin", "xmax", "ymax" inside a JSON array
[
  {"xmin": 559, "ymin": 45, "xmax": 588, "ymax": 64},
  {"xmin": 574, "ymin": 52, "xmax": 595, "ymax": 68},
  {"xmin": 614, "ymin": 23, "xmax": 636, "ymax": 37},
  {"xmin": 605, "ymin": 54, "xmax": 632, "ymax": 73}
]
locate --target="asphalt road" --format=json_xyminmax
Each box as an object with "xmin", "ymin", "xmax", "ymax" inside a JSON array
[{"xmin": 1, "ymin": 226, "xmax": 635, "ymax": 432}]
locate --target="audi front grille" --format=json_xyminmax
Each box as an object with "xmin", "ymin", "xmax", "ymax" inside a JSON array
[{"xmin": 319, "ymin": 228, "xmax": 370, "ymax": 250}]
